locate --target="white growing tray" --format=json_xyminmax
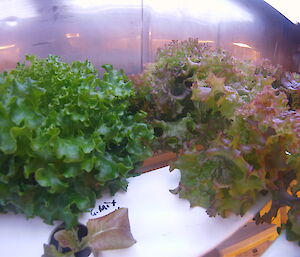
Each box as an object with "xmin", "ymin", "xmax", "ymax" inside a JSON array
[{"xmin": 0, "ymin": 166, "xmax": 270, "ymax": 257}]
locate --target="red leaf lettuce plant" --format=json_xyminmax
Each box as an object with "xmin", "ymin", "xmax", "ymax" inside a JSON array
[{"xmin": 132, "ymin": 39, "xmax": 300, "ymax": 245}]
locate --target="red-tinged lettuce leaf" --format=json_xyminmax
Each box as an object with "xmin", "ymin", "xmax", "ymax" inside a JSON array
[
  {"xmin": 191, "ymin": 74, "xmax": 241, "ymax": 119},
  {"xmin": 152, "ymin": 114, "xmax": 199, "ymax": 152},
  {"xmin": 274, "ymin": 110, "xmax": 300, "ymax": 153},
  {"xmin": 170, "ymin": 151, "xmax": 212, "ymax": 208},
  {"xmin": 238, "ymin": 85, "xmax": 288, "ymax": 125},
  {"xmin": 84, "ymin": 208, "xmax": 136, "ymax": 252},
  {"xmin": 172, "ymin": 148, "xmax": 265, "ymax": 217},
  {"xmin": 131, "ymin": 39, "xmax": 280, "ymax": 156},
  {"xmin": 54, "ymin": 229, "xmax": 81, "ymax": 251},
  {"xmin": 47, "ymin": 208, "xmax": 136, "ymax": 256},
  {"xmin": 132, "ymin": 38, "xmax": 300, "ymax": 247},
  {"xmin": 42, "ymin": 244, "xmax": 75, "ymax": 257},
  {"xmin": 228, "ymin": 87, "xmax": 299, "ymax": 184},
  {"xmin": 280, "ymin": 72, "xmax": 300, "ymax": 110}
]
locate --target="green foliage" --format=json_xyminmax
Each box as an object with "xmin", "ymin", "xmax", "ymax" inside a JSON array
[
  {"xmin": 286, "ymin": 203, "xmax": 300, "ymax": 244},
  {"xmin": 0, "ymin": 56, "xmax": 153, "ymax": 228},
  {"xmin": 133, "ymin": 38, "xmax": 300, "ymax": 245},
  {"xmin": 171, "ymin": 147, "xmax": 264, "ymax": 217}
]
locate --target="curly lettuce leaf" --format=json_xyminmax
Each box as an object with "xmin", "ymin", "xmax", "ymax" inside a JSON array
[{"xmin": 0, "ymin": 56, "xmax": 153, "ymax": 228}]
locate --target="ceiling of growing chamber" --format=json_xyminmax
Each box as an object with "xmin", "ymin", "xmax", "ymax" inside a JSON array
[
  {"xmin": 264, "ymin": 0, "xmax": 300, "ymax": 24},
  {"xmin": 0, "ymin": 0, "xmax": 299, "ymax": 73}
]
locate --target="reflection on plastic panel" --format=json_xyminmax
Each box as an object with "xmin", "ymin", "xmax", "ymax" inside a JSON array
[
  {"xmin": 144, "ymin": 0, "xmax": 253, "ymax": 23},
  {"xmin": 0, "ymin": 0, "xmax": 299, "ymax": 73},
  {"xmin": 143, "ymin": 0, "xmax": 258, "ymax": 64},
  {"xmin": 0, "ymin": 0, "xmax": 142, "ymax": 74},
  {"xmin": 143, "ymin": 0, "xmax": 299, "ymax": 69},
  {"xmin": 68, "ymin": 0, "xmax": 140, "ymax": 12},
  {"xmin": 0, "ymin": 0, "xmax": 37, "ymax": 20}
]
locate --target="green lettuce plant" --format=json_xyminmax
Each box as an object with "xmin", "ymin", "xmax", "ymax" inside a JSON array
[
  {"xmin": 132, "ymin": 39, "xmax": 300, "ymax": 245},
  {"xmin": 0, "ymin": 55, "xmax": 153, "ymax": 228}
]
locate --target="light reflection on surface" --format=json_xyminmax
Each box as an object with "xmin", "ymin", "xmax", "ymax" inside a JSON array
[
  {"xmin": 65, "ymin": 33, "xmax": 80, "ymax": 39},
  {"xmin": 146, "ymin": 0, "xmax": 253, "ymax": 23},
  {"xmin": 0, "ymin": 45, "xmax": 20, "ymax": 72},
  {"xmin": 0, "ymin": 0, "xmax": 296, "ymax": 74},
  {"xmin": 5, "ymin": 20, "xmax": 18, "ymax": 27},
  {"xmin": 68, "ymin": 0, "xmax": 140, "ymax": 12},
  {"xmin": 0, "ymin": 0, "xmax": 37, "ymax": 20},
  {"xmin": 198, "ymin": 40, "xmax": 214, "ymax": 43},
  {"xmin": 232, "ymin": 45, "xmax": 260, "ymax": 62},
  {"xmin": 0, "ymin": 44, "xmax": 15, "ymax": 50},
  {"xmin": 233, "ymin": 43, "xmax": 252, "ymax": 49}
]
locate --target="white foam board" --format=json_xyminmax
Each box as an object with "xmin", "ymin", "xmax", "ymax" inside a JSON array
[{"xmin": 0, "ymin": 166, "xmax": 269, "ymax": 257}]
